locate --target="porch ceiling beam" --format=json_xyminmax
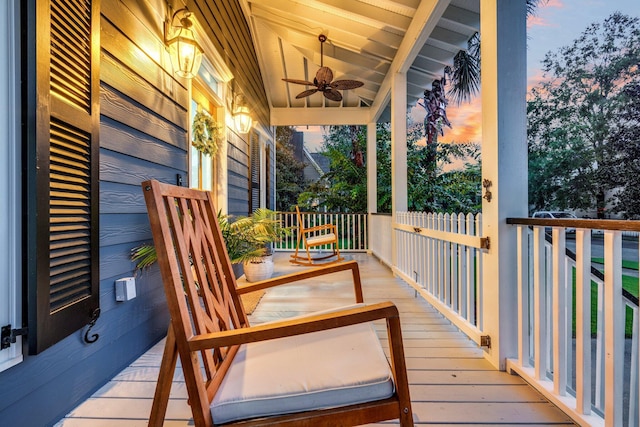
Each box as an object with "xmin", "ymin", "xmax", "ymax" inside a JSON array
[
  {"xmin": 270, "ymin": 107, "xmax": 371, "ymax": 126},
  {"xmin": 369, "ymin": 0, "xmax": 451, "ymax": 122}
]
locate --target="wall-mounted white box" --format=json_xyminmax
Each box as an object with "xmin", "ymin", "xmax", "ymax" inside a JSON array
[{"xmin": 115, "ymin": 277, "xmax": 136, "ymax": 301}]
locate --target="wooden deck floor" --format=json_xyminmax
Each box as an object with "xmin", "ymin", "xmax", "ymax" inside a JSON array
[{"xmin": 56, "ymin": 253, "xmax": 576, "ymax": 426}]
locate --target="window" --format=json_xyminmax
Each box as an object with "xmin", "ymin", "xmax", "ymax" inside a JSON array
[
  {"xmin": 190, "ymin": 99, "xmax": 216, "ymax": 191},
  {"xmin": 190, "ymin": 60, "xmax": 224, "ymax": 192}
]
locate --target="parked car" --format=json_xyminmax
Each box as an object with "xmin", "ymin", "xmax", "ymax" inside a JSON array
[{"xmin": 531, "ymin": 211, "xmax": 577, "ymax": 233}]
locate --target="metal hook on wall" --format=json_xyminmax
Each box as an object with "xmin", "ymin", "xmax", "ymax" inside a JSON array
[{"xmin": 83, "ymin": 308, "xmax": 101, "ymax": 344}]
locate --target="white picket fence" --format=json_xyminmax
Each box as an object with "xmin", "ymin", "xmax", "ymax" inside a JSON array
[{"xmin": 274, "ymin": 211, "xmax": 368, "ymax": 252}]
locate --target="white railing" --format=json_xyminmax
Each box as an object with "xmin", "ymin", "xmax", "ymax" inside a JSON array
[
  {"xmin": 507, "ymin": 218, "xmax": 640, "ymax": 427},
  {"xmin": 393, "ymin": 212, "xmax": 486, "ymax": 344},
  {"xmin": 370, "ymin": 213, "xmax": 392, "ymax": 266},
  {"xmin": 274, "ymin": 211, "xmax": 368, "ymax": 252}
]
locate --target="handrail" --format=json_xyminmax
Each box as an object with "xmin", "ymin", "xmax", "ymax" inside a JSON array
[{"xmin": 507, "ymin": 217, "xmax": 640, "ymax": 232}]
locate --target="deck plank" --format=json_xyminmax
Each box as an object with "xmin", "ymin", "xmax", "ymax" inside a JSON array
[{"xmin": 56, "ymin": 253, "xmax": 575, "ymax": 426}]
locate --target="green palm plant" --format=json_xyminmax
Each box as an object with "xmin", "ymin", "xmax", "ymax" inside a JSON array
[
  {"xmin": 131, "ymin": 209, "xmax": 289, "ymax": 272},
  {"xmin": 447, "ymin": 0, "xmax": 547, "ymax": 105}
]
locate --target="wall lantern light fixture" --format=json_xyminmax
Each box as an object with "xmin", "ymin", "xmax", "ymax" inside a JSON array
[
  {"xmin": 232, "ymin": 93, "xmax": 252, "ymax": 134},
  {"xmin": 164, "ymin": 7, "xmax": 203, "ymax": 79}
]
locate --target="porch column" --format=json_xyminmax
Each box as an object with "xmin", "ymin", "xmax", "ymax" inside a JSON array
[
  {"xmin": 391, "ymin": 71, "xmax": 407, "ymax": 267},
  {"xmin": 480, "ymin": 0, "xmax": 528, "ymax": 370},
  {"xmin": 367, "ymin": 122, "xmax": 377, "ymax": 214},
  {"xmin": 367, "ymin": 122, "xmax": 377, "ymax": 251}
]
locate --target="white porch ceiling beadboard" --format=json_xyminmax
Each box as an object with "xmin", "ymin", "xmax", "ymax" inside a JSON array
[{"xmin": 240, "ymin": 0, "xmax": 479, "ymax": 125}]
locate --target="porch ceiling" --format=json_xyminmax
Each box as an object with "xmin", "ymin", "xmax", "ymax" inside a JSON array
[{"xmin": 240, "ymin": 0, "xmax": 479, "ymax": 126}]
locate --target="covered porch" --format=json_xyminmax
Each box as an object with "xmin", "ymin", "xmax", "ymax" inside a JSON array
[{"xmin": 57, "ymin": 252, "xmax": 574, "ymax": 426}]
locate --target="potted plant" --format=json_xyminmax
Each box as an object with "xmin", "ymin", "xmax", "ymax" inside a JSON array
[
  {"xmin": 131, "ymin": 209, "xmax": 288, "ymax": 282},
  {"xmin": 221, "ymin": 208, "xmax": 289, "ymax": 282}
]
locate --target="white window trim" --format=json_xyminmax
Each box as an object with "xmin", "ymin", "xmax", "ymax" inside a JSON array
[{"xmin": 0, "ymin": 0, "xmax": 23, "ymax": 372}]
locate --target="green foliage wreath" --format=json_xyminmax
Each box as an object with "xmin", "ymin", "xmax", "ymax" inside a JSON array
[{"xmin": 192, "ymin": 110, "xmax": 222, "ymax": 156}]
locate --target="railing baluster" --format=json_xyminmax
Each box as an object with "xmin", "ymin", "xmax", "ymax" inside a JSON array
[
  {"xmin": 629, "ymin": 305, "xmax": 638, "ymax": 427},
  {"xmin": 517, "ymin": 225, "xmax": 530, "ymax": 368},
  {"xmin": 444, "ymin": 213, "xmax": 451, "ymax": 307},
  {"xmin": 575, "ymin": 228, "xmax": 592, "ymax": 414},
  {"xmin": 604, "ymin": 230, "xmax": 624, "ymax": 425},
  {"xmin": 533, "ymin": 226, "xmax": 547, "ymax": 380},
  {"xmin": 552, "ymin": 227, "xmax": 567, "ymax": 396},
  {"xmin": 457, "ymin": 213, "xmax": 465, "ymax": 316},
  {"xmin": 466, "ymin": 213, "xmax": 474, "ymax": 323},
  {"xmin": 451, "ymin": 214, "xmax": 458, "ymax": 312}
]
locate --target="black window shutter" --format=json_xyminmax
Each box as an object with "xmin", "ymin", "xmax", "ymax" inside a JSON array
[
  {"xmin": 25, "ymin": 0, "xmax": 100, "ymax": 354},
  {"xmin": 250, "ymin": 133, "xmax": 261, "ymax": 212}
]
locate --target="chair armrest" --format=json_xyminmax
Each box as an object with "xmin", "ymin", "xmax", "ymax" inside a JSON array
[
  {"xmin": 302, "ymin": 224, "xmax": 337, "ymax": 234},
  {"xmin": 236, "ymin": 260, "xmax": 363, "ymax": 302},
  {"xmin": 189, "ymin": 301, "xmax": 398, "ymax": 350}
]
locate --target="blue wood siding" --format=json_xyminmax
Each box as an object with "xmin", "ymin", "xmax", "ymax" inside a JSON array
[
  {"xmin": 0, "ymin": 0, "xmax": 272, "ymax": 425},
  {"xmin": 228, "ymin": 130, "xmax": 250, "ymax": 217},
  {"xmin": 0, "ymin": 1, "xmax": 186, "ymax": 425}
]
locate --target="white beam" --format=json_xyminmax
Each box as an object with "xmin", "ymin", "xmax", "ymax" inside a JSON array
[
  {"xmin": 370, "ymin": 0, "xmax": 451, "ymax": 122},
  {"xmin": 480, "ymin": 0, "xmax": 528, "ymax": 370},
  {"xmin": 270, "ymin": 107, "xmax": 371, "ymax": 126}
]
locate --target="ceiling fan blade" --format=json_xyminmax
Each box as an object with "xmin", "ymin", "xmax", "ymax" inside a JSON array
[
  {"xmin": 331, "ymin": 80, "xmax": 364, "ymax": 90},
  {"xmin": 282, "ymin": 78, "xmax": 315, "ymax": 86},
  {"xmin": 296, "ymin": 89, "xmax": 319, "ymax": 99},
  {"xmin": 323, "ymin": 89, "xmax": 342, "ymax": 102},
  {"xmin": 315, "ymin": 66, "xmax": 334, "ymax": 84}
]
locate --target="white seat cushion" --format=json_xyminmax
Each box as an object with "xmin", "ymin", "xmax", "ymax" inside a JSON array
[
  {"xmin": 305, "ymin": 233, "xmax": 336, "ymax": 246},
  {"xmin": 210, "ymin": 321, "xmax": 394, "ymax": 424}
]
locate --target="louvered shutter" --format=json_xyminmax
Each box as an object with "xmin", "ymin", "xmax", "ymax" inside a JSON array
[
  {"xmin": 250, "ymin": 133, "xmax": 260, "ymax": 212},
  {"xmin": 26, "ymin": 0, "xmax": 100, "ymax": 354}
]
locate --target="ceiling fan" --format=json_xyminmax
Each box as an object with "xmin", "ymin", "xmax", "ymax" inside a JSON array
[{"xmin": 282, "ymin": 34, "xmax": 364, "ymax": 102}]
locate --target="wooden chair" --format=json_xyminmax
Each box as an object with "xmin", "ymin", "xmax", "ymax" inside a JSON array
[
  {"xmin": 142, "ymin": 180, "xmax": 413, "ymax": 427},
  {"xmin": 290, "ymin": 206, "xmax": 344, "ymax": 266}
]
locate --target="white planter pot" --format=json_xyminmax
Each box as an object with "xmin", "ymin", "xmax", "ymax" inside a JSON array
[{"xmin": 243, "ymin": 255, "xmax": 274, "ymax": 282}]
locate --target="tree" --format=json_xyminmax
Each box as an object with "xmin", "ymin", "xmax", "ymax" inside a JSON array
[
  {"xmin": 298, "ymin": 122, "xmax": 481, "ymax": 214},
  {"xmin": 527, "ymin": 13, "xmax": 640, "ymax": 217},
  {"xmin": 608, "ymin": 83, "xmax": 640, "ymax": 218},
  {"xmin": 275, "ymin": 126, "xmax": 306, "ymax": 212},
  {"xmin": 297, "ymin": 125, "xmax": 368, "ymax": 212}
]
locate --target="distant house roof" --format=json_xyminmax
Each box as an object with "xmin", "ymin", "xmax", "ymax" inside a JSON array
[{"xmin": 303, "ymin": 148, "xmax": 329, "ymax": 183}]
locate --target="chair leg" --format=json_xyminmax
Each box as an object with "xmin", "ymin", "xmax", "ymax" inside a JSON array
[{"xmin": 149, "ymin": 325, "xmax": 179, "ymax": 427}]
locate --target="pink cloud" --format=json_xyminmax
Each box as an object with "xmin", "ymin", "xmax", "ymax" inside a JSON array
[
  {"xmin": 440, "ymin": 96, "xmax": 482, "ymax": 143},
  {"xmin": 527, "ymin": 0, "xmax": 564, "ymax": 28}
]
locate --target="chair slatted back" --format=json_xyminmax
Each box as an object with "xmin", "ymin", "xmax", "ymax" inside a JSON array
[{"xmin": 142, "ymin": 180, "xmax": 249, "ymax": 392}]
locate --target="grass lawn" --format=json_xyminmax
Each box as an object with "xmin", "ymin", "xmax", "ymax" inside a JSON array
[
  {"xmin": 571, "ymin": 267, "xmax": 638, "ymax": 337},
  {"xmin": 592, "ymin": 257, "xmax": 639, "ymax": 271}
]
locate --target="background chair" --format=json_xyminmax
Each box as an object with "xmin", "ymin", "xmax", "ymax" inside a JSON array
[
  {"xmin": 290, "ymin": 206, "xmax": 344, "ymax": 266},
  {"xmin": 142, "ymin": 180, "xmax": 413, "ymax": 427}
]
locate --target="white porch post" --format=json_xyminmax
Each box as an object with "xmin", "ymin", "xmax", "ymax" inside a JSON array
[
  {"xmin": 367, "ymin": 122, "xmax": 377, "ymax": 215},
  {"xmin": 367, "ymin": 122, "xmax": 377, "ymax": 251},
  {"xmin": 391, "ymin": 72, "xmax": 408, "ymax": 268},
  {"xmin": 480, "ymin": 0, "xmax": 528, "ymax": 370}
]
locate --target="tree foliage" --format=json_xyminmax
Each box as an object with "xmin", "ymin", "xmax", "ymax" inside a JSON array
[
  {"xmin": 608, "ymin": 83, "xmax": 640, "ymax": 218},
  {"xmin": 527, "ymin": 13, "xmax": 640, "ymax": 217},
  {"xmin": 275, "ymin": 126, "xmax": 306, "ymax": 212},
  {"xmin": 448, "ymin": 0, "xmax": 547, "ymax": 105},
  {"xmin": 298, "ymin": 123, "xmax": 481, "ymax": 214}
]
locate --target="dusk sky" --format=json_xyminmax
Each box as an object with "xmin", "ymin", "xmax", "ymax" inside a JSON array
[{"xmin": 300, "ymin": 0, "xmax": 638, "ymax": 151}]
